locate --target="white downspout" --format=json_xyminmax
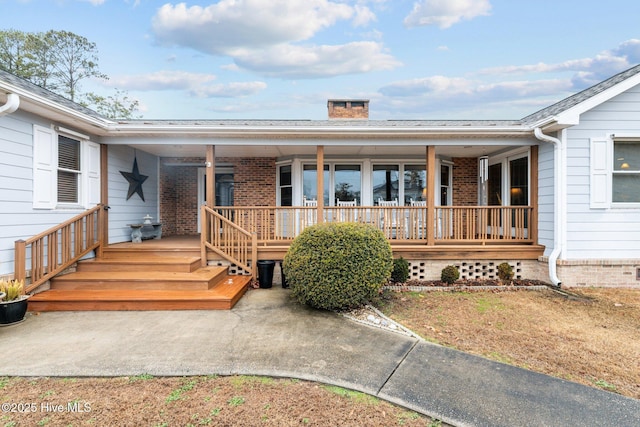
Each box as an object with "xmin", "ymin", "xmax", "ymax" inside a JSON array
[
  {"xmin": 534, "ymin": 127, "xmax": 563, "ymax": 287},
  {"xmin": 0, "ymin": 93, "xmax": 19, "ymax": 116}
]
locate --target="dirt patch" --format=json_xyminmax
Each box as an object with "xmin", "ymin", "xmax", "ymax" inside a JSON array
[
  {"xmin": 376, "ymin": 286, "xmax": 640, "ymax": 399},
  {"xmin": 0, "ymin": 376, "xmax": 441, "ymax": 426}
]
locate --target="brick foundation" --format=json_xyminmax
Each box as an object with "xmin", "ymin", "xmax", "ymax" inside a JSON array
[{"xmin": 543, "ymin": 257, "xmax": 640, "ymax": 288}]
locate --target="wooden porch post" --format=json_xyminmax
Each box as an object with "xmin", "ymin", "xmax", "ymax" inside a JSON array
[
  {"xmin": 97, "ymin": 143, "xmax": 109, "ymax": 258},
  {"xmin": 530, "ymin": 145, "xmax": 539, "ymax": 244},
  {"xmin": 426, "ymin": 146, "xmax": 436, "ymax": 246},
  {"xmin": 206, "ymin": 145, "xmax": 216, "ymax": 208},
  {"xmin": 316, "ymin": 145, "xmax": 324, "ymax": 223}
]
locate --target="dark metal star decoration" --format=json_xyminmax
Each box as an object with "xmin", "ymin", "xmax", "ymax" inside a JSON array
[{"xmin": 120, "ymin": 157, "xmax": 148, "ymax": 202}]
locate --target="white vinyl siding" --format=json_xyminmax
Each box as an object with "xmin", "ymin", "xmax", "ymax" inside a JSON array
[{"xmin": 564, "ymin": 82, "xmax": 640, "ymax": 260}]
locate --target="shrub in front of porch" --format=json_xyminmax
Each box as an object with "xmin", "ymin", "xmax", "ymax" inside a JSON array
[{"xmin": 283, "ymin": 222, "xmax": 392, "ymax": 311}]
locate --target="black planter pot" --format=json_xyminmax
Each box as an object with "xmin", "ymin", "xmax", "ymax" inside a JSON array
[{"xmin": 0, "ymin": 296, "xmax": 29, "ymax": 325}]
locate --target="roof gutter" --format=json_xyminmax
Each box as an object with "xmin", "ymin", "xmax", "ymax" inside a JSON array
[
  {"xmin": 0, "ymin": 93, "xmax": 19, "ymax": 116},
  {"xmin": 534, "ymin": 127, "xmax": 563, "ymax": 287}
]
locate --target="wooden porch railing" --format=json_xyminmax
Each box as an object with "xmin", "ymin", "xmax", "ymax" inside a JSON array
[
  {"xmin": 214, "ymin": 205, "xmax": 534, "ymax": 245},
  {"xmin": 14, "ymin": 204, "xmax": 105, "ymax": 294},
  {"xmin": 201, "ymin": 205, "xmax": 258, "ymax": 280}
]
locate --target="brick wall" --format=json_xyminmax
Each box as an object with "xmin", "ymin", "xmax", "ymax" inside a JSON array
[
  {"xmin": 159, "ymin": 156, "xmax": 276, "ymax": 236},
  {"xmin": 327, "ymin": 100, "xmax": 369, "ymax": 119},
  {"xmin": 452, "ymin": 157, "xmax": 478, "ymax": 206}
]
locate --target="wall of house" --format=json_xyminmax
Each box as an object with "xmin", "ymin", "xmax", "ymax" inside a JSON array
[
  {"xmin": 0, "ymin": 110, "xmax": 103, "ymax": 277},
  {"xmin": 159, "ymin": 157, "xmax": 276, "ymax": 236},
  {"xmin": 107, "ymin": 145, "xmax": 159, "ymax": 243},
  {"xmin": 452, "ymin": 157, "xmax": 477, "ymax": 206},
  {"xmin": 564, "ymin": 84, "xmax": 640, "ymax": 259},
  {"xmin": 554, "ymin": 83, "xmax": 640, "ymax": 286},
  {"xmin": 537, "ymin": 141, "xmax": 556, "ymax": 257}
]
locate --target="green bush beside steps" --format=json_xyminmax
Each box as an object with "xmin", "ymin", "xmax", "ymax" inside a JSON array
[{"xmin": 283, "ymin": 222, "xmax": 393, "ymax": 311}]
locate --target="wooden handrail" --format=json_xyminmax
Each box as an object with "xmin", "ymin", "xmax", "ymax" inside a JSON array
[
  {"xmin": 201, "ymin": 205, "xmax": 257, "ymax": 281},
  {"xmin": 213, "ymin": 205, "xmax": 534, "ymax": 245},
  {"xmin": 14, "ymin": 205, "xmax": 104, "ymax": 294}
]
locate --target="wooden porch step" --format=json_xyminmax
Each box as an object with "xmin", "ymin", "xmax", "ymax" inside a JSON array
[
  {"xmin": 50, "ymin": 267, "xmax": 228, "ymax": 291},
  {"xmin": 28, "ymin": 275, "xmax": 251, "ymax": 311},
  {"xmin": 77, "ymin": 256, "xmax": 202, "ymax": 273},
  {"xmin": 101, "ymin": 247, "xmax": 201, "ymax": 259}
]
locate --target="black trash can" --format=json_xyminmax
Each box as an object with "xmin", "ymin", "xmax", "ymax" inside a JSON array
[
  {"xmin": 257, "ymin": 260, "xmax": 276, "ymax": 289},
  {"xmin": 279, "ymin": 261, "xmax": 289, "ymax": 288}
]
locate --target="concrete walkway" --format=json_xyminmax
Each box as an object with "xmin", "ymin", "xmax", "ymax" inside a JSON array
[{"xmin": 1, "ymin": 288, "xmax": 639, "ymax": 426}]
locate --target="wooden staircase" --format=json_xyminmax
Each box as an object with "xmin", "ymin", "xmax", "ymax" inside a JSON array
[{"xmin": 28, "ymin": 244, "xmax": 252, "ymax": 312}]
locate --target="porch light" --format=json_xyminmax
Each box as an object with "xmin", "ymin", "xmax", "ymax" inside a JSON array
[{"xmin": 621, "ymin": 162, "xmax": 630, "ymax": 169}]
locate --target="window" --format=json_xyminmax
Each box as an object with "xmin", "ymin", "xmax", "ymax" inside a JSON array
[
  {"xmin": 32, "ymin": 125, "xmax": 100, "ymax": 209},
  {"xmin": 57, "ymin": 135, "xmax": 81, "ymax": 204},
  {"xmin": 405, "ymin": 165, "xmax": 427, "ymax": 205},
  {"xmin": 303, "ymin": 163, "xmax": 361, "ymax": 205},
  {"xmin": 278, "ymin": 165, "xmax": 292, "ymax": 206},
  {"xmin": 373, "ymin": 164, "xmax": 426, "ymax": 205},
  {"xmin": 373, "ymin": 165, "xmax": 399, "ymax": 203},
  {"xmin": 303, "ymin": 164, "xmax": 329, "ymax": 205},
  {"xmin": 334, "ymin": 165, "xmax": 361, "ymax": 204},
  {"xmin": 613, "ymin": 141, "xmax": 640, "ymax": 203}
]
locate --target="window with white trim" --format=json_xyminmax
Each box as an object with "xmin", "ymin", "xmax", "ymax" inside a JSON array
[
  {"xmin": 57, "ymin": 135, "xmax": 81, "ymax": 204},
  {"xmin": 613, "ymin": 141, "xmax": 640, "ymax": 203},
  {"xmin": 32, "ymin": 124, "xmax": 100, "ymax": 209}
]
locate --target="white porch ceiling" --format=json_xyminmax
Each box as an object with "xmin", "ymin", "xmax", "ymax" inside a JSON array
[{"xmin": 125, "ymin": 143, "xmax": 513, "ymax": 159}]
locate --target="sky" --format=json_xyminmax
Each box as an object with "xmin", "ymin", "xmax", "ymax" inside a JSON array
[{"xmin": 3, "ymin": 0, "xmax": 640, "ymax": 120}]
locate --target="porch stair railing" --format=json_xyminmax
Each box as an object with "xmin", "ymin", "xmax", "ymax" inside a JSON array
[
  {"xmin": 14, "ymin": 204, "xmax": 105, "ymax": 294},
  {"xmin": 201, "ymin": 205, "xmax": 258, "ymax": 281}
]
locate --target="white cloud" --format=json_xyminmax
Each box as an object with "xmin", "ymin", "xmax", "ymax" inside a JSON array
[
  {"xmin": 191, "ymin": 81, "xmax": 268, "ymax": 98},
  {"xmin": 80, "ymin": 0, "xmax": 106, "ymax": 5},
  {"xmin": 353, "ymin": 5, "xmax": 377, "ymax": 27},
  {"xmin": 152, "ymin": 0, "xmax": 355, "ymax": 55},
  {"xmin": 106, "ymin": 70, "xmax": 266, "ymax": 99},
  {"xmin": 150, "ymin": 0, "xmax": 397, "ymax": 78},
  {"xmin": 108, "ymin": 71, "xmax": 217, "ymax": 91},
  {"xmin": 378, "ymin": 75, "xmax": 572, "ymax": 118},
  {"xmin": 233, "ymin": 41, "xmax": 402, "ymax": 78},
  {"xmin": 477, "ymin": 39, "xmax": 640, "ymax": 90},
  {"xmin": 376, "ymin": 39, "xmax": 640, "ymax": 118},
  {"xmin": 404, "ymin": 0, "xmax": 492, "ymax": 29}
]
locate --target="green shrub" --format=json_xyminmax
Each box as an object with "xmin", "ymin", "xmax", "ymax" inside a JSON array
[
  {"xmin": 282, "ymin": 222, "xmax": 393, "ymax": 311},
  {"xmin": 440, "ymin": 265, "xmax": 460, "ymax": 284},
  {"xmin": 497, "ymin": 262, "xmax": 514, "ymax": 282},
  {"xmin": 391, "ymin": 257, "xmax": 410, "ymax": 283}
]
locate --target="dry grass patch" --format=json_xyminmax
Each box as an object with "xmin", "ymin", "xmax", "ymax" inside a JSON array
[
  {"xmin": 0, "ymin": 375, "xmax": 442, "ymax": 426},
  {"xmin": 377, "ymin": 287, "xmax": 640, "ymax": 399}
]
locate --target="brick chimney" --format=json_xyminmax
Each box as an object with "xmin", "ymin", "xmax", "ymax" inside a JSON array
[{"xmin": 327, "ymin": 99, "xmax": 369, "ymax": 119}]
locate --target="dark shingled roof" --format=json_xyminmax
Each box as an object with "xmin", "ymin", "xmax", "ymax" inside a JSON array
[
  {"xmin": 0, "ymin": 68, "xmax": 106, "ymax": 121},
  {"xmin": 3, "ymin": 64, "xmax": 640, "ymax": 129},
  {"xmin": 521, "ymin": 63, "xmax": 640, "ymax": 125}
]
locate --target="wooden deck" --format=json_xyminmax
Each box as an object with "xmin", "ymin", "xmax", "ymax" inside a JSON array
[
  {"xmin": 27, "ymin": 234, "xmax": 543, "ymax": 312},
  {"xmin": 28, "ymin": 236, "xmax": 251, "ymax": 312}
]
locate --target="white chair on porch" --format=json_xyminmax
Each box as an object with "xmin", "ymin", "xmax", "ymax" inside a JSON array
[
  {"xmin": 303, "ymin": 196, "xmax": 318, "ymax": 226},
  {"xmin": 378, "ymin": 198, "xmax": 405, "ymax": 238},
  {"xmin": 336, "ymin": 198, "xmax": 358, "ymax": 222},
  {"xmin": 409, "ymin": 198, "xmax": 426, "ymax": 238}
]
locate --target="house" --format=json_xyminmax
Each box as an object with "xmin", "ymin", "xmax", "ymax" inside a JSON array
[{"xmin": 1, "ymin": 64, "xmax": 640, "ymax": 310}]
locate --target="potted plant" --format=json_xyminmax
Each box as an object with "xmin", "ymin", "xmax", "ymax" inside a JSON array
[{"xmin": 0, "ymin": 279, "xmax": 29, "ymax": 325}]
